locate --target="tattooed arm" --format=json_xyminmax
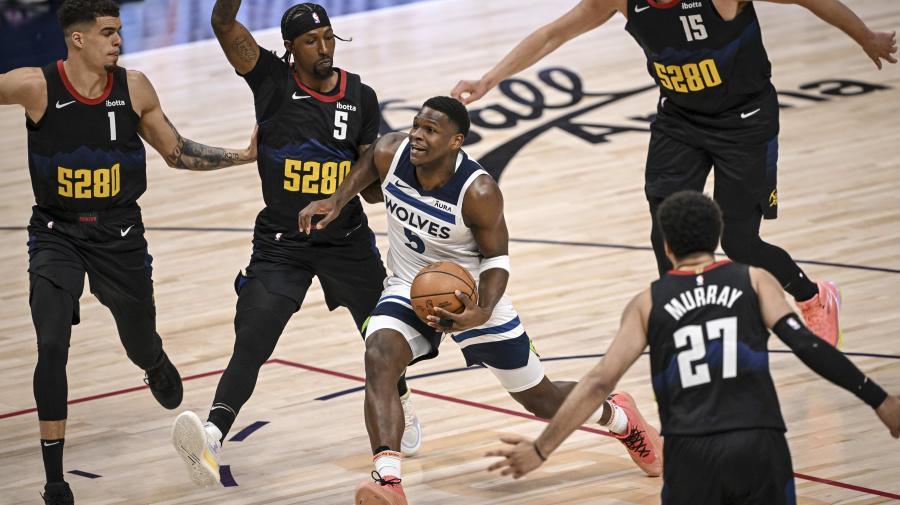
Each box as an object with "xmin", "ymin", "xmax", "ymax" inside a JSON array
[
  {"xmin": 211, "ymin": 0, "xmax": 261, "ymax": 75},
  {"xmin": 129, "ymin": 70, "xmax": 256, "ymax": 171}
]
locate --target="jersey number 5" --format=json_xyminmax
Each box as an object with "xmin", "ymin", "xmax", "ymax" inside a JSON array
[
  {"xmin": 334, "ymin": 111, "xmax": 348, "ymax": 140},
  {"xmin": 673, "ymin": 316, "xmax": 737, "ymax": 388}
]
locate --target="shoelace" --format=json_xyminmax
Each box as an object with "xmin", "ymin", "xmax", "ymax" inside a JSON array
[
  {"xmin": 144, "ymin": 366, "xmax": 171, "ymax": 390},
  {"xmin": 371, "ymin": 470, "xmax": 402, "ymax": 488},
  {"xmin": 40, "ymin": 491, "xmax": 72, "ymax": 505},
  {"xmin": 401, "ymin": 396, "xmax": 414, "ymax": 427},
  {"xmin": 619, "ymin": 426, "xmax": 651, "ymax": 458}
]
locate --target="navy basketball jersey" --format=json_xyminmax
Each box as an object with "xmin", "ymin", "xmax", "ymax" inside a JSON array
[
  {"xmin": 625, "ymin": 0, "xmax": 772, "ymax": 114},
  {"xmin": 647, "ymin": 261, "xmax": 785, "ymax": 436},
  {"xmin": 27, "ymin": 60, "xmax": 146, "ymax": 213},
  {"xmin": 246, "ymin": 49, "xmax": 377, "ymax": 241}
]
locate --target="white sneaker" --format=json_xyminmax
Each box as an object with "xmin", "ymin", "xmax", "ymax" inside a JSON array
[
  {"xmin": 400, "ymin": 391, "xmax": 422, "ymax": 456},
  {"xmin": 172, "ymin": 411, "xmax": 221, "ymax": 487}
]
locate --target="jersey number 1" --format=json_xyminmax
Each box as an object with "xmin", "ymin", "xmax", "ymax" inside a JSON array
[
  {"xmin": 108, "ymin": 111, "xmax": 117, "ymax": 141},
  {"xmin": 673, "ymin": 316, "xmax": 737, "ymax": 388}
]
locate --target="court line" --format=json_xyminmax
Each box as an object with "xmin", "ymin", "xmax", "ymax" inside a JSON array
[
  {"xmin": 1, "ymin": 226, "xmax": 898, "ymax": 274},
  {"xmin": 5, "ymin": 358, "xmax": 894, "ymax": 499}
]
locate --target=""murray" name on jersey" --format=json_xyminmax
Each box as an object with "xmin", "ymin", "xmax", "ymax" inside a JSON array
[{"xmin": 664, "ymin": 285, "xmax": 743, "ymax": 321}]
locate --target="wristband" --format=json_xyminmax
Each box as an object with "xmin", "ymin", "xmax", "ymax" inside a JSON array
[
  {"xmin": 533, "ymin": 441, "xmax": 547, "ymax": 461},
  {"xmin": 858, "ymin": 376, "xmax": 889, "ymax": 409},
  {"xmin": 480, "ymin": 255, "xmax": 510, "ymax": 273}
]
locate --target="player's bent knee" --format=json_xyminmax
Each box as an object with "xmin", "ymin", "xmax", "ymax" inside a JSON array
[
  {"xmin": 364, "ymin": 331, "xmax": 410, "ymax": 377},
  {"xmin": 232, "ymin": 307, "xmax": 285, "ymax": 368}
]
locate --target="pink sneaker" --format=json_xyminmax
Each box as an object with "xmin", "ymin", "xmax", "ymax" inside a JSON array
[
  {"xmin": 607, "ymin": 392, "xmax": 663, "ymax": 477},
  {"xmin": 796, "ymin": 281, "xmax": 842, "ymax": 348},
  {"xmin": 354, "ymin": 472, "xmax": 407, "ymax": 505}
]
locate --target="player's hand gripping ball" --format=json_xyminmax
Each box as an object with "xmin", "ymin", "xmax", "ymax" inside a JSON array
[{"xmin": 410, "ymin": 261, "xmax": 477, "ymax": 323}]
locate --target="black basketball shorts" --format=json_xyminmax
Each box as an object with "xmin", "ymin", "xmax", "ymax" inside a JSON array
[
  {"xmin": 645, "ymin": 88, "xmax": 781, "ymax": 220},
  {"xmin": 661, "ymin": 428, "xmax": 795, "ymax": 505},
  {"xmin": 238, "ymin": 222, "xmax": 388, "ymax": 332},
  {"xmin": 27, "ymin": 205, "xmax": 156, "ymax": 325}
]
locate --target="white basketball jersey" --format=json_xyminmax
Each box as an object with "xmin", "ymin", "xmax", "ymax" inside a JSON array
[{"xmin": 382, "ymin": 138, "xmax": 488, "ymax": 282}]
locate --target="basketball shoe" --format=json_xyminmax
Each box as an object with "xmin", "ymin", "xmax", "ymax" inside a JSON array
[
  {"xmin": 172, "ymin": 411, "xmax": 221, "ymax": 487},
  {"xmin": 796, "ymin": 281, "xmax": 842, "ymax": 348},
  {"xmin": 144, "ymin": 351, "xmax": 183, "ymax": 409},
  {"xmin": 41, "ymin": 482, "xmax": 74, "ymax": 505},
  {"xmin": 354, "ymin": 471, "xmax": 407, "ymax": 505},
  {"xmin": 400, "ymin": 390, "xmax": 422, "ymax": 456},
  {"xmin": 607, "ymin": 392, "xmax": 663, "ymax": 477}
]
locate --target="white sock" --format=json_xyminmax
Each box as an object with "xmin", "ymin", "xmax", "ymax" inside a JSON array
[
  {"xmin": 602, "ymin": 404, "xmax": 629, "ymax": 435},
  {"xmin": 590, "ymin": 404, "xmax": 606, "ymax": 425},
  {"xmin": 204, "ymin": 422, "xmax": 223, "ymax": 444},
  {"xmin": 374, "ymin": 451, "xmax": 402, "ymax": 480}
]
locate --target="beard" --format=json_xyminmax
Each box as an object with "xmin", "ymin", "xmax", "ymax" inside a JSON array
[
  {"xmin": 311, "ymin": 60, "xmax": 334, "ymax": 80},
  {"xmin": 104, "ymin": 62, "xmax": 118, "ymax": 73}
]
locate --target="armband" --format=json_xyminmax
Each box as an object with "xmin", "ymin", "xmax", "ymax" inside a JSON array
[{"xmin": 481, "ymin": 255, "xmax": 510, "ymax": 273}]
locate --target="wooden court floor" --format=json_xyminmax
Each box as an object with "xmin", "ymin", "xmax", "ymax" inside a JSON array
[{"xmin": 1, "ymin": 0, "xmax": 899, "ymax": 503}]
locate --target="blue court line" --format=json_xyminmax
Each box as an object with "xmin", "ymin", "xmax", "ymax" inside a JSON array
[
  {"xmin": 67, "ymin": 470, "xmax": 101, "ymax": 479},
  {"xmin": 315, "ymin": 350, "xmax": 900, "ymax": 401},
  {"xmin": 219, "ymin": 465, "xmax": 238, "ymax": 487},
  {"xmin": 228, "ymin": 421, "xmax": 269, "ymax": 442},
  {"xmin": 1, "ymin": 226, "xmax": 897, "ymax": 275}
]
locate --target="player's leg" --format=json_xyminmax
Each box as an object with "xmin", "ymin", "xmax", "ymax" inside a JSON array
[
  {"xmin": 316, "ymin": 231, "xmax": 421, "ymax": 455},
  {"xmin": 459, "ymin": 301, "xmax": 663, "ymax": 476},
  {"xmin": 30, "ymin": 275, "xmax": 78, "ymax": 504},
  {"xmin": 86, "ymin": 227, "xmax": 182, "ymax": 409},
  {"xmin": 723, "ymin": 429, "xmax": 795, "ymax": 505},
  {"xmin": 711, "ymin": 133, "xmax": 840, "ymax": 347},
  {"xmin": 355, "ymin": 281, "xmax": 439, "ymax": 505},
  {"xmin": 27, "ymin": 218, "xmax": 86, "ymax": 504},
  {"xmin": 173, "ymin": 274, "xmax": 301, "ymax": 487},
  {"xmin": 645, "ymin": 121, "xmax": 714, "ymax": 276}
]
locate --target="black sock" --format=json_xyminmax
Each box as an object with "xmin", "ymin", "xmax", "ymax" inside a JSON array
[
  {"xmin": 207, "ymin": 403, "xmax": 236, "ymax": 443},
  {"xmin": 784, "ymin": 270, "xmax": 819, "ymax": 302},
  {"xmin": 397, "ymin": 373, "xmax": 409, "ymax": 397},
  {"xmin": 40, "ymin": 438, "xmax": 65, "ymax": 483},
  {"xmin": 374, "ymin": 445, "xmax": 392, "ymax": 455}
]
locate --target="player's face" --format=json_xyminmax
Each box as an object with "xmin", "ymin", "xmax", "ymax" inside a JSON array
[
  {"xmin": 290, "ymin": 26, "xmax": 335, "ymax": 80},
  {"xmin": 79, "ymin": 17, "xmax": 123, "ymax": 72},
  {"xmin": 408, "ymin": 107, "xmax": 463, "ymax": 166}
]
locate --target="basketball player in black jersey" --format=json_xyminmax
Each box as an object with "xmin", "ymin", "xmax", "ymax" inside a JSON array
[
  {"xmin": 485, "ymin": 190, "xmax": 900, "ymax": 504},
  {"xmin": 0, "ymin": 1, "xmax": 257, "ymax": 503},
  {"xmin": 452, "ymin": 0, "xmax": 898, "ymax": 351},
  {"xmin": 171, "ymin": 2, "xmax": 419, "ymax": 488}
]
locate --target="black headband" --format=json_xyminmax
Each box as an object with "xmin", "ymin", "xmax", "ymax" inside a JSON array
[{"xmin": 282, "ymin": 8, "xmax": 331, "ymax": 41}]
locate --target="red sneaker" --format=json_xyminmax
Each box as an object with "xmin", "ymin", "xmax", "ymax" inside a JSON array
[
  {"xmin": 607, "ymin": 392, "xmax": 663, "ymax": 477},
  {"xmin": 796, "ymin": 281, "xmax": 842, "ymax": 348},
  {"xmin": 354, "ymin": 472, "xmax": 408, "ymax": 505}
]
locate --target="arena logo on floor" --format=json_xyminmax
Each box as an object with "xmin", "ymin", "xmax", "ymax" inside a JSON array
[{"xmin": 379, "ymin": 67, "xmax": 890, "ymax": 181}]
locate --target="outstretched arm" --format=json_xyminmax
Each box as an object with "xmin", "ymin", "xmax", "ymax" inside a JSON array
[
  {"xmin": 485, "ymin": 289, "xmax": 651, "ymax": 478},
  {"xmin": 298, "ymin": 132, "xmax": 404, "ymax": 232},
  {"xmin": 450, "ymin": 0, "xmax": 624, "ymax": 105},
  {"xmin": 756, "ymin": 0, "xmax": 897, "ymax": 69},
  {"xmin": 752, "ymin": 267, "xmax": 900, "ymax": 438},
  {"xmin": 130, "ymin": 71, "xmax": 256, "ymax": 170},
  {"xmin": 211, "ymin": 0, "xmax": 261, "ymax": 75}
]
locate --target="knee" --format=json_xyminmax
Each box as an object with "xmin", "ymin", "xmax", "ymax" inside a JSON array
[
  {"xmin": 36, "ymin": 339, "xmax": 69, "ymax": 365},
  {"xmin": 232, "ymin": 308, "xmax": 285, "ymax": 367},
  {"xmin": 720, "ymin": 225, "xmax": 759, "ymax": 264},
  {"xmin": 364, "ymin": 334, "xmax": 407, "ymax": 381}
]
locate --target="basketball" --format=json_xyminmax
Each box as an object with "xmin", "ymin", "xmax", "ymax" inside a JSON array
[{"xmin": 410, "ymin": 261, "xmax": 478, "ymax": 323}]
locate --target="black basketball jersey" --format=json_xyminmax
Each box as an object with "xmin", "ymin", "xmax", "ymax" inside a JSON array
[
  {"xmin": 244, "ymin": 49, "xmax": 379, "ymax": 241},
  {"xmin": 647, "ymin": 260, "xmax": 785, "ymax": 436},
  {"xmin": 625, "ymin": 0, "xmax": 772, "ymax": 114},
  {"xmin": 27, "ymin": 60, "xmax": 146, "ymax": 213}
]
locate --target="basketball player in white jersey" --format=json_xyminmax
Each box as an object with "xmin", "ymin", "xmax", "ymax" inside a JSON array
[{"xmin": 299, "ymin": 96, "xmax": 661, "ymax": 505}]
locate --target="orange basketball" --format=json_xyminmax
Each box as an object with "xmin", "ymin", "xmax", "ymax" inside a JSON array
[{"xmin": 410, "ymin": 261, "xmax": 478, "ymax": 324}]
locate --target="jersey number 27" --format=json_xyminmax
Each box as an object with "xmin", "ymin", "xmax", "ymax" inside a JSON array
[{"xmin": 673, "ymin": 316, "xmax": 737, "ymax": 388}]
